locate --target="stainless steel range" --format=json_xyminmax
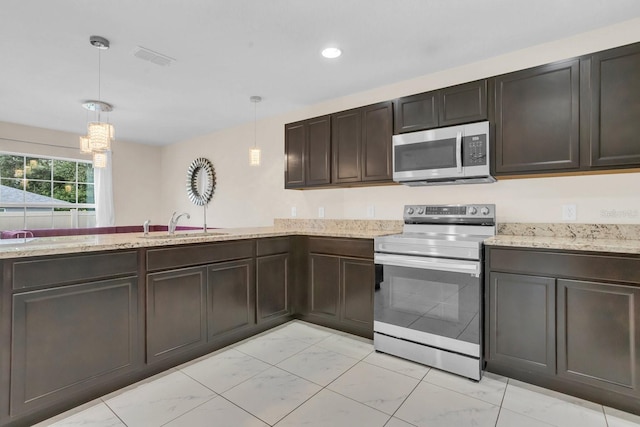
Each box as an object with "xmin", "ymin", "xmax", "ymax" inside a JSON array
[{"xmin": 373, "ymin": 204, "xmax": 496, "ymax": 381}]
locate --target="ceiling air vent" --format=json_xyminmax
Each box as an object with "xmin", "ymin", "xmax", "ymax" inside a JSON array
[{"xmin": 132, "ymin": 46, "xmax": 175, "ymax": 66}]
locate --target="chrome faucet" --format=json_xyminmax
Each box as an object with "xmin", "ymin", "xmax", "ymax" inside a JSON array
[
  {"xmin": 169, "ymin": 211, "xmax": 190, "ymax": 234},
  {"xmin": 143, "ymin": 219, "xmax": 151, "ymax": 236}
]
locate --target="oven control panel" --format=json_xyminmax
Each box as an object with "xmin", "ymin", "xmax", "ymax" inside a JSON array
[{"xmin": 404, "ymin": 204, "xmax": 495, "ymax": 224}]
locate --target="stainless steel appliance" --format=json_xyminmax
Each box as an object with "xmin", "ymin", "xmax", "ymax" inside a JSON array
[
  {"xmin": 373, "ymin": 204, "xmax": 496, "ymax": 380},
  {"xmin": 392, "ymin": 121, "xmax": 495, "ymax": 186}
]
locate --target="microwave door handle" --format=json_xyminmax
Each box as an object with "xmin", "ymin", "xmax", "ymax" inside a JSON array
[{"xmin": 456, "ymin": 131, "xmax": 462, "ymax": 173}]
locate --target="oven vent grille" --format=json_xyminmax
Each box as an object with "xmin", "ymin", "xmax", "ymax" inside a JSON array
[{"xmin": 132, "ymin": 46, "xmax": 175, "ymax": 67}]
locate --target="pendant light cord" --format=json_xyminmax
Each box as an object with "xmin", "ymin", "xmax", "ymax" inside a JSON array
[
  {"xmin": 97, "ymin": 47, "xmax": 102, "ymax": 122},
  {"xmin": 253, "ymin": 100, "xmax": 257, "ymax": 148}
]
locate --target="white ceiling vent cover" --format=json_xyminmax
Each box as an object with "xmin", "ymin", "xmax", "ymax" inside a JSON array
[{"xmin": 132, "ymin": 46, "xmax": 175, "ymax": 66}]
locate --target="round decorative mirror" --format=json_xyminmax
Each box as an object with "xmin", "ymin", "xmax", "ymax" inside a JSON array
[{"xmin": 186, "ymin": 157, "xmax": 216, "ymax": 206}]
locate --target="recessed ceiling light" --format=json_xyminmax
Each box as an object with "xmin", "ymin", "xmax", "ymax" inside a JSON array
[{"xmin": 322, "ymin": 47, "xmax": 342, "ymax": 59}]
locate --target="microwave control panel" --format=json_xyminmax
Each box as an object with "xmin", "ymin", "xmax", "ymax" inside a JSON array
[{"xmin": 462, "ymin": 134, "xmax": 487, "ymax": 166}]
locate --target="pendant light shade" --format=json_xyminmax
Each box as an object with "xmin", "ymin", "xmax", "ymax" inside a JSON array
[
  {"xmin": 88, "ymin": 121, "xmax": 114, "ymax": 151},
  {"xmin": 92, "ymin": 151, "xmax": 108, "ymax": 168},
  {"xmin": 249, "ymin": 147, "xmax": 261, "ymax": 166},
  {"xmin": 79, "ymin": 136, "xmax": 92, "ymax": 153}
]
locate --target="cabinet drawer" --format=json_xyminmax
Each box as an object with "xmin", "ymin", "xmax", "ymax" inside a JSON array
[
  {"xmin": 256, "ymin": 237, "xmax": 290, "ymax": 256},
  {"xmin": 12, "ymin": 251, "xmax": 138, "ymax": 290},
  {"xmin": 489, "ymin": 248, "xmax": 640, "ymax": 284},
  {"xmin": 308, "ymin": 237, "xmax": 373, "ymax": 259},
  {"xmin": 147, "ymin": 240, "xmax": 254, "ymax": 271}
]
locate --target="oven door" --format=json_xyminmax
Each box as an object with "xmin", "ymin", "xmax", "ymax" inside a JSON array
[{"xmin": 374, "ymin": 253, "xmax": 481, "ymax": 357}]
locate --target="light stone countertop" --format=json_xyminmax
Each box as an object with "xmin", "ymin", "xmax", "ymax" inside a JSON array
[
  {"xmin": 486, "ymin": 223, "xmax": 640, "ymax": 255},
  {"xmin": 0, "ymin": 219, "xmax": 404, "ymax": 260},
  {"xmin": 485, "ymin": 235, "xmax": 640, "ymax": 255},
  {"xmin": 4, "ymin": 220, "xmax": 640, "ymax": 259}
]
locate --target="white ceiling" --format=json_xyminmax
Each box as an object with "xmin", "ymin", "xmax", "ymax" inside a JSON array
[{"xmin": 2, "ymin": 0, "xmax": 640, "ymax": 146}]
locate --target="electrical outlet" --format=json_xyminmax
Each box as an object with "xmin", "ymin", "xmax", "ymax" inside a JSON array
[
  {"xmin": 318, "ymin": 207, "xmax": 325, "ymax": 218},
  {"xmin": 562, "ymin": 204, "xmax": 577, "ymax": 221},
  {"xmin": 291, "ymin": 206, "xmax": 297, "ymax": 217},
  {"xmin": 367, "ymin": 205, "xmax": 375, "ymax": 218}
]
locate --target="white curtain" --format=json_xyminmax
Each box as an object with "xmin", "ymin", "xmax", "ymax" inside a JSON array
[{"xmin": 95, "ymin": 151, "xmax": 115, "ymax": 227}]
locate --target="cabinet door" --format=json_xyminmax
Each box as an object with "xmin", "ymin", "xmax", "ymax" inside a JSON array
[
  {"xmin": 340, "ymin": 257, "xmax": 374, "ymax": 331},
  {"xmin": 332, "ymin": 109, "xmax": 362, "ymax": 183},
  {"xmin": 284, "ymin": 121, "xmax": 306, "ymax": 188},
  {"xmin": 306, "ymin": 115, "xmax": 331, "ymax": 186},
  {"xmin": 493, "ymin": 60, "xmax": 580, "ymax": 174},
  {"xmin": 439, "ymin": 80, "xmax": 487, "ymax": 126},
  {"xmin": 488, "ymin": 272, "xmax": 556, "ymax": 375},
  {"xmin": 393, "ymin": 90, "xmax": 439, "ymax": 134},
  {"xmin": 361, "ymin": 102, "xmax": 393, "ymax": 182},
  {"xmin": 147, "ymin": 267, "xmax": 206, "ymax": 363},
  {"xmin": 557, "ymin": 279, "xmax": 640, "ymax": 395},
  {"xmin": 256, "ymin": 253, "xmax": 290, "ymax": 322},
  {"xmin": 11, "ymin": 277, "xmax": 138, "ymax": 417},
  {"xmin": 587, "ymin": 43, "xmax": 640, "ymax": 168},
  {"xmin": 207, "ymin": 259, "xmax": 255, "ymax": 339},
  {"xmin": 308, "ymin": 254, "xmax": 340, "ymax": 319}
]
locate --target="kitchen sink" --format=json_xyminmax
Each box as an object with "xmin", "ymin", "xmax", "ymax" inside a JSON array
[{"xmin": 140, "ymin": 232, "xmax": 227, "ymax": 239}]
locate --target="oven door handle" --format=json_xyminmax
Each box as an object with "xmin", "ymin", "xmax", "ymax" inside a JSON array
[{"xmin": 374, "ymin": 253, "xmax": 480, "ymax": 276}]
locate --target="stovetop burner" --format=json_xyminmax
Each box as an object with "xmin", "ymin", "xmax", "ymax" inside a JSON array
[{"xmin": 375, "ymin": 204, "xmax": 496, "ymax": 261}]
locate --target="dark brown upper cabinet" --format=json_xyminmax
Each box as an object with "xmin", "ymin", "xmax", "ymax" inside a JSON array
[
  {"xmin": 492, "ymin": 59, "xmax": 581, "ymax": 175},
  {"xmin": 332, "ymin": 101, "xmax": 393, "ymax": 184},
  {"xmin": 393, "ymin": 80, "xmax": 487, "ymax": 134},
  {"xmin": 584, "ymin": 43, "xmax": 640, "ymax": 168},
  {"xmin": 284, "ymin": 115, "xmax": 331, "ymax": 188}
]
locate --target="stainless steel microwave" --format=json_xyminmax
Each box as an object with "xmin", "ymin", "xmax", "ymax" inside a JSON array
[{"xmin": 392, "ymin": 121, "xmax": 495, "ymax": 186}]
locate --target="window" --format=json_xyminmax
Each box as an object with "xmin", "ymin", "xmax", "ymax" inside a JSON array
[{"xmin": 0, "ymin": 152, "xmax": 96, "ymax": 230}]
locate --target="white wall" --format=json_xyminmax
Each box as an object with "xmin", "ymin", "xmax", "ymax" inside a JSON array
[
  {"xmin": 160, "ymin": 18, "xmax": 640, "ymax": 227},
  {"xmin": 0, "ymin": 121, "xmax": 163, "ymax": 226}
]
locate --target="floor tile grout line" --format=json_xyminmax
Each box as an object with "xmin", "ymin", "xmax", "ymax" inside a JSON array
[
  {"xmin": 178, "ymin": 351, "xmax": 272, "ymax": 395},
  {"xmin": 101, "ymin": 399, "xmax": 130, "ymax": 427},
  {"xmin": 157, "ymin": 394, "xmax": 219, "ymax": 427},
  {"xmin": 419, "ymin": 372, "xmax": 506, "ymax": 409},
  {"xmin": 215, "ymin": 394, "xmax": 276, "ymax": 426},
  {"xmin": 384, "ymin": 373, "xmax": 425, "ymax": 426},
  {"xmin": 492, "ymin": 376, "xmax": 510, "ymax": 427}
]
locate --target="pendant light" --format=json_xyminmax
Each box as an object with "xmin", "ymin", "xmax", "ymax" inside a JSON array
[
  {"xmin": 79, "ymin": 36, "xmax": 114, "ymax": 168},
  {"xmin": 249, "ymin": 95, "xmax": 262, "ymax": 166}
]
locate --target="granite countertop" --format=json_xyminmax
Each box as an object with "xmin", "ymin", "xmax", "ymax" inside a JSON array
[
  {"xmin": 0, "ymin": 219, "xmax": 404, "ymax": 259},
  {"xmin": 485, "ymin": 223, "xmax": 640, "ymax": 255},
  {"xmin": 4, "ymin": 220, "xmax": 640, "ymax": 259}
]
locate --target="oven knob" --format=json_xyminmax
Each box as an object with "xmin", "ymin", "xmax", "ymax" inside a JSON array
[
  {"xmin": 481, "ymin": 206, "xmax": 490, "ymax": 215},
  {"xmin": 417, "ymin": 208, "xmax": 425, "ymax": 215},
  {"xmin": 407, "ymin": 207, "xmax": 414, "ymax": 215},
  {"xmin": 468, "ymin": 207, "xmax": 477, "ymax": 215}
]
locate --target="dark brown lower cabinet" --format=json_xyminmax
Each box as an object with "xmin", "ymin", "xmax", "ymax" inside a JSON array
[
  {"xmin": 340, "ymin": 257, "xmax": 374, "ymax": 331},
  {"xmin": 488, "ymin": 272, "xmax": 556, "ymax": 375},
  {"xmin": 256, "ymin": 253, "xmax": 290, "ymax": 322},
  {"xmin": 309, "ymin": 254, "xmax": 341, "ymax": 319},
  {"xmin": 486, "ymin": 247, "xmax": 640, "ymax": 414},
  {"xmin": 557, "ymin": 279, "xmax": 640, "ymax": 394},
  {"xmin": 146, "ymin": 267, "xmax": 207, "ymax": 364},
  {"xmin": 256, "ymin": 237, "xmax": 292, "ymax": 323},
  {"xmin": 207, "ymin": 259, "xmax": 255, "ymax": 339},
  {"xmin": 10, "ymin": 277, "xmax": 139, "ymax": 418},
  {"xmin": 305, "ymin": 238, "xmax": 374, "ymax": 338}
]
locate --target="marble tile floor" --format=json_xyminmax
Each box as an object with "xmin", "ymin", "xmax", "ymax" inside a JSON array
[{"xmin": 36, "ymin": 320, "xmax": 640, "ymax": 427}]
